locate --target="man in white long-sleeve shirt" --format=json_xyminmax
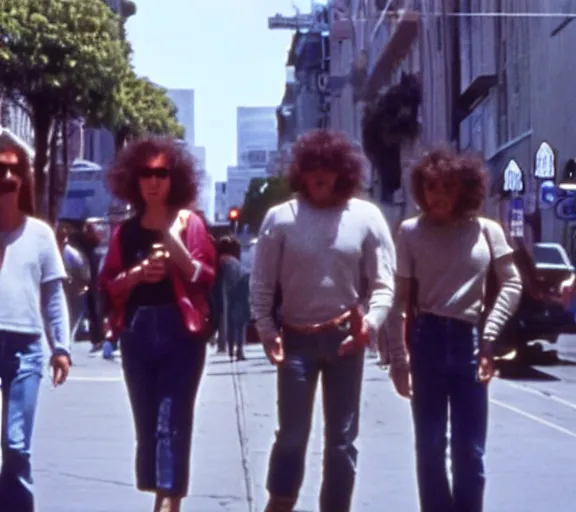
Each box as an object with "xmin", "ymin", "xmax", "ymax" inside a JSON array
[{"xmin": 250, "ymin": 130, "xmax": 396, "ymax": 512}]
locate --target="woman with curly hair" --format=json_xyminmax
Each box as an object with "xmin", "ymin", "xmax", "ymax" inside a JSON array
[
  {"xmin": 0, "ymin": 141, "xmax": 71, "ymax": 512},
  {"xmin": 386, "ymin": 147, "xmax": 523, "ymax": 512},
  {"xmin": 99, "ymin": 137, "xmax": 216, "ymax": 512},
  {"xmin": 250, "ymin": 129, "xmax": 396, "ymax": 512}
]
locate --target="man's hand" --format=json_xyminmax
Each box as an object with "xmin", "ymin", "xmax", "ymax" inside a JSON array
[
  {"xmin": 389, "ymin": 364, "xmax": 412, "ymax": 398},
  {"xmin": 51, "ymin": 354, "xmax": 71, "ymax": 386},
  {"xmin": 263, "ymin": 335, "xmax": 284, "ymax": 365},
  {"xmin": 338, "ymin": 317, "xmax": 372, "ymax": 356}
]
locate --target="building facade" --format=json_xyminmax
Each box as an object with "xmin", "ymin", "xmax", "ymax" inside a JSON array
[
  {"xmin": 226, "ymin": 165, "xmax": 268, "ymax": 212},
  {"xmin": 166, "ymin": 88, "xmax": 195, "ymax": 148},
  {"xmin": 236, "ymin": 106, "xmax": 278, "ymax": 170},
  {"xmin": 323, "ymin": 0, "xmax": 576, "ymax": 254},
  {"xmin": 214, "ymin": 181, "xmax": 228, "ymax": 222},
  {"xmin": 274, "ymin": 4, "xmax": 332, "ymax": 153}
]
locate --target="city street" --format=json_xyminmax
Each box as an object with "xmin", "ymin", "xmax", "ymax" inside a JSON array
[{"xmin": 2, "ymin": 337, "xmax": 576, "ymax": 512}]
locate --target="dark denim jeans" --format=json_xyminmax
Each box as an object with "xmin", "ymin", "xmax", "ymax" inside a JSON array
[
  {"xmin": 0, "ymin": 331, "xmax": 43, "ymax": 512},
  {"xmin": 226, "ymin": 313, "xmax": 246, "ymax": 358},
  {"xmin": 267, "ymin": 325, "xmax": 364, "ymax": 512},
  {"xmin": 410, "ymin": 313, "xmax": 488, "ymax": 512},
  {"xmin": 120, "ymin": 304, "xmax": 206, "ymax": 497}
]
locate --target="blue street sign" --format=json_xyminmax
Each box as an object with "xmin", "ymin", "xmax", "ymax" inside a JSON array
[{"xmin": 539, "ymin": 180, "xmax": 557, "ymax": 209}]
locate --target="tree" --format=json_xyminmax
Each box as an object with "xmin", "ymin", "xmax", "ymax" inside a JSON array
[
  {"xmin": 240, "ymin": 177, "xmax": 292, "ymax": 233},
  {"xmin": 93, "ymin": 70, "xmax": 185, "ymax": 152},
  {"xmin": 0, "ymin": 0, "xmax": 131, "ymax": 216}
]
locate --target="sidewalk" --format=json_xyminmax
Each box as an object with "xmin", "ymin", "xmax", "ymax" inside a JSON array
[
  {"xmin": 232, "ymin": 346, "xmax": 418, "ymax": 512},
  {"xmin": 1, "ymin": 342, "xmax": 574, "ymax": 511},
  {"xmin": 15, "ymin": 344, "xmax": 251, "ymax": 512}
]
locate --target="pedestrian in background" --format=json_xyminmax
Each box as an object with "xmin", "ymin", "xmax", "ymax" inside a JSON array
[
  {"xmin": 217, "ymin": 235, "xmax": 250, "ymax": 361},
  {"xmin": 0, "ymin": 141, "xmax": 71, "ymax": 512},
  {"xmin": 56, "ymin": 223, "xmax": 90, "ymax": 343},
  {"xmin": 83, "ymin": 219, "xmax": 105, "ymax": 351},
  {"xmin": 386, "ymin": 147, "xmax": 523, "ymax": 512},
  {"xmin": 251, "ymin": 129, "xmax": 396, "ymax": 512},
  {"xmin": 99, "ymin": 136, "xmax": 216, "ymax": 512}
]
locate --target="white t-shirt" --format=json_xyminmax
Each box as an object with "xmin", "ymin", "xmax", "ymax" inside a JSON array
[{"xmin": 0, "ymin": 217, "xmax": 67, "ymax": 335}]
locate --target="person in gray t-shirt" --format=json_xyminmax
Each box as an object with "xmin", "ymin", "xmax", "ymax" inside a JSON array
[
  {"xmin": 0, "ymin": 141, "xmax": 71, "ymax": 511},
  {"xmin": 251, "ymin": 130, "xmax": 396, "ymax": 512}
]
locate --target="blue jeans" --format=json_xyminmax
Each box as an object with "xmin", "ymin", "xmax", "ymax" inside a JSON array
[
  {"xmin": 267, "ymin": 326, "xmax": 364, "ymax": 512},
  {"xmin": 120, "ymin": 305, "xmax": 206, "ymax": 497},
  {"xmin": 410, "ymin": 313, "xmax": 488, "ymax": 512},
  {"xmin": 226, "ymin": 313, "xmax": 246, "ymax": 358},
  {"xmin": 0, "ymin": 331, "xmax": 43, "ymax": 512}
]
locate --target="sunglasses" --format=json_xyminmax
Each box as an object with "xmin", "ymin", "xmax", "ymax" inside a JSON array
[{"xmin": 138, "ymin": 167, "xmax": 170, "ymax": 179}]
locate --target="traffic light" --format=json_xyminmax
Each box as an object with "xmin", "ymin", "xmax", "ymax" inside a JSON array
[{"xmin": 228, "ymin": 207, "xmax": 240, "ymax": 221}]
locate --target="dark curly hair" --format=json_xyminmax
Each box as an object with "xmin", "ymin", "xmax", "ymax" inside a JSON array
[
  {"xmin": 0, "ymin": 140, "xmax": 35, "ymax": 215},
  {"xmin": 288, "ymin": 129, "xmax": 362, "ymax": 201},
  {"xmin": 106, "ymin": 136, "xmax": 198, "ymax": 213},
  {"xmin": 411, "ymin": 146, "xmax": 487, "ymax": 218}
]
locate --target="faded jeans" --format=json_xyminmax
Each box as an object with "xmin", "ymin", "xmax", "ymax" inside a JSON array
[
  {"xmin": 0, "ymin": 331, "xmax": 43, "ymax": 512},
  {"xmin": 410, "ymin": 313, "xmax": 488, "ymax": 512},
  {"xmin": 120, "ymin": 304, "xmax": 206, "ymax": 497},
  {"xmin": 266, "ymin": 325, "xmax": 364, "ymax": 512}
]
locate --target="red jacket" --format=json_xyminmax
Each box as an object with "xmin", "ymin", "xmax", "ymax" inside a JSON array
[{"xmin": 99, "ymin": 210, "xmax": 216, "ymax": 340}]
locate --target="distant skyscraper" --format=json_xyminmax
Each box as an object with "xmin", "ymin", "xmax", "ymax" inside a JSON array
[
  {"xmin": 190, "ymin": 146, "xmax": 213, "ymax": 221},
  {"xmin": 226, "ymin": 165, "xmax": 268, "ymax": 212},
  {"xmin": 103, "ymin": 0, "xmax": 121, "ymax": 10},
  {"xmin": 214, "ymin": 182, "xmax": 228, "ymax": 222},
  {"xmin": 236, "ymin": 107, "xmax": 278, "ymax": 169},
  {"xmin": 166, "ymin": 89, "xmax": 195, "ymax": 148}
]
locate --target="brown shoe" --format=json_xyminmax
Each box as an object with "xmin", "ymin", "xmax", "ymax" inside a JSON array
[
  {"xmin": 154, "ymin": 494, "xmax": 182, "ymax": 512},
  {"xmin": 264, "ymin": 495, "xmax": 297, "ymax": 512}
]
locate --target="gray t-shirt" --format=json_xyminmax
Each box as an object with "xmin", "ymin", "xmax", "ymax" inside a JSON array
[
  {"xmin": 395, "ymin": 215, "xmax": 513, "ymax": 323},
  {"xmin": 0, "ymin": 217, "xmax": 67, "ymax": 335},
  {"xmin": 251, "ymin": 197, "xmax": 396, "ymax": 341}
]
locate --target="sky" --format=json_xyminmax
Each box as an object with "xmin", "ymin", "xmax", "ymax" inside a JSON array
[{"xmin": 125, "ymin": 0, "xmax": 314, "ymax": 185}]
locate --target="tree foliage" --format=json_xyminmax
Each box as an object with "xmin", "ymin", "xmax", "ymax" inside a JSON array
[
  {"xmin": 0, "ymin": 0, "xmax": 131, "ymax": 216},
  {"xmin": 90, "ymin": 68, "xmax": 185, "ymax": 152},
  {"xmin": 240, "ymin": 177, "xmax": 292, "ymax": 233}
]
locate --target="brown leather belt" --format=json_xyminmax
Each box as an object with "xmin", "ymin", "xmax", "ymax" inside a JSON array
[{"xmin": 283, "ymin": 310, "xmax": 352, "ymax": 334}]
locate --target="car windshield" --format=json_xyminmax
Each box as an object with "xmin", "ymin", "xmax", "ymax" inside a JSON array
[{"xmin": 532, "ymin": 245, "xmax": 570, "ymax": 267}]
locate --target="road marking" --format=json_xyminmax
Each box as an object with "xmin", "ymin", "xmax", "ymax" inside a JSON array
[
  {"xmin": 490, "ymin": 398, "xmax": 576, "ymax": 438},
  {"xmin": 500, "ymin": 380, "xmax": 576, "ymax": 411},
  {"xmin": 67, "ymin": 376, "xmax": 123, "ymax": 382}
]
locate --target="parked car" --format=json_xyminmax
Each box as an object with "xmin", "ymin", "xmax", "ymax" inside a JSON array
[{"xmin": 495, "ymin": 242, "xmax": 576, "ymax": 360}]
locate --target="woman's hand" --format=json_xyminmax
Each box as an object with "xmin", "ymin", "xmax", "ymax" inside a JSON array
[
  {"xmin": 138, "ymin": 256, "xmax": 167, "ymax": 284},
  {"xmin": 51, "ymin": 354, "xmax": 71, "ymax": 386}
]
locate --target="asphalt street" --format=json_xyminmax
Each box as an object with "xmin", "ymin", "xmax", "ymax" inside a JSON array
[{"xmin": 1, "ymin": 337, "xmax": 576, "ymax": 512}]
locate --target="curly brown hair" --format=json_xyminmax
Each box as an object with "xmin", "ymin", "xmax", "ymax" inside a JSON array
[
  {"xmin": 0, "ymin": 140, "xmax": 35, "ymax": 215},
  {"xmin": 106, "ymin": 136, "xmax": 198, "ymax": 213},
  {"xmin": 411, "ymin": 146, "xmax": 487, "ymax": 218},
  {"xmin": 288, "ymin": 129, "xmax": 363, "ymax": 201}
]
